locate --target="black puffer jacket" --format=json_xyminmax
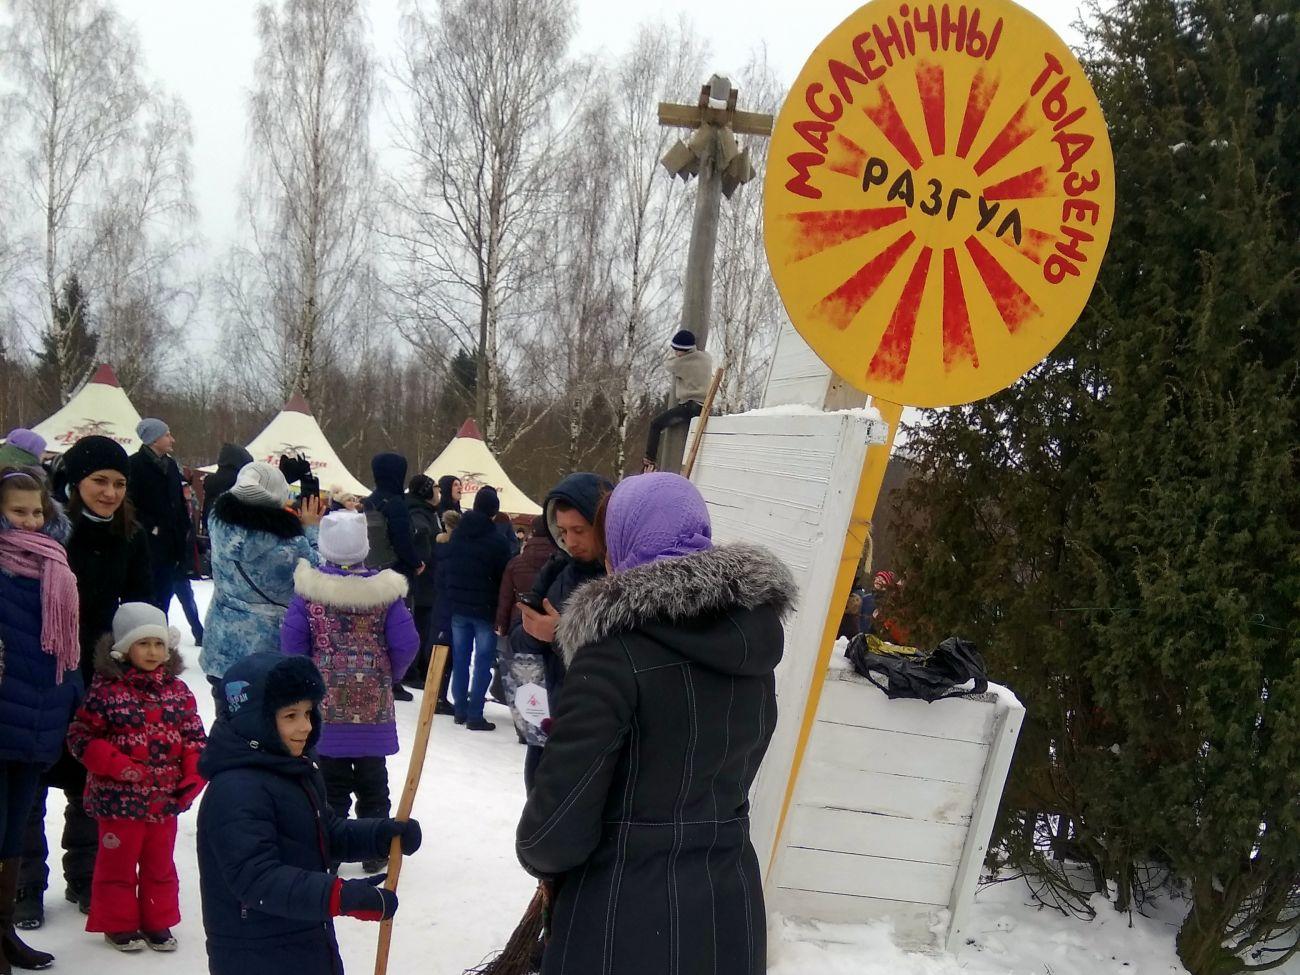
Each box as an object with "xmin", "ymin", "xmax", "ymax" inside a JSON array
[
  {"xmin": 203, "ymin": 443, "xmax": 253, "ymax": 532},
  {"xmin": 127, "ymin": 447, "xmax": 190, "ymax": 568},
  {"xmin": 197, "ymin": 653, "xmax": 393, "ymax": 975},
  {"xmin": 365, "ymin": 454, "xmax": 420, "ymax": 576},
  {"xmin": 442, "ymin": 510, "xmax": 511, "ymax": 621},
  {"xmin": 405, "ymin": 497, "xmax": 440, "ymax": 608},
  {"xmin": 517, "ymin": 543, "xmax": 793, "ymax": 975}
]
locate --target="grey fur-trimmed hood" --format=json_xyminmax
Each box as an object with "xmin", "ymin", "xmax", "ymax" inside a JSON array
[{"xmin": 557, "ymin": 542, "xmax": 796, "ymax": 665}]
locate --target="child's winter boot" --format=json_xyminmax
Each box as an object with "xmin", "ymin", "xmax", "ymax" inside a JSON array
[{"xmin": 104, "ymin": 932, "xmax": 145, "ymax": 952}]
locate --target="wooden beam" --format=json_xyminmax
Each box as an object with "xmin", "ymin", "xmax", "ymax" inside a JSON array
[{"xmin": 657, "ymin": 101, "xmax": 775, "ymax": 136}]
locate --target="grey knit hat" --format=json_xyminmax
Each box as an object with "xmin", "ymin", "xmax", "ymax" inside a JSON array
[
  {"xmin": 231, "ymin": 461, "xmax": 291, "ymax": 509},
  {"xmin": 136, "ymin": 418, "xmax": 170, "ymax": 445}
]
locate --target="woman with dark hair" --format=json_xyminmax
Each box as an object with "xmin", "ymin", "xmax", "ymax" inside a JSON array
[
  {"xmin": 403, "ymin": 474, "xmax": 441, "ymax": 689},
  {"xmin": 516, "ymin": 473, "xmax": 794, "ymax": 975},
  {"xmin": 17, "ymin": 435, "xmax": 153, "ymax": 929},
  {"xmin": 435, "ymin": 476, "xmax": 461, "ymax": 520}
]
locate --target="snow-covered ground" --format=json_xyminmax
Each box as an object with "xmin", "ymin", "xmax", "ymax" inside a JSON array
[{"xmin": 19, "ymin": 581, "xmax": 1234, "ymax": 974}]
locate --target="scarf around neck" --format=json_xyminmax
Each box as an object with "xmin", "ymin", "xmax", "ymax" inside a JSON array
[{"xmin": 0, "ymin": 529, "xmax": 81, "ymax": 682}]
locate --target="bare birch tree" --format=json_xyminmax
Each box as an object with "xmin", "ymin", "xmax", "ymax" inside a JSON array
[
  {"xmin": 607, "ymin": 22, "xmax": 708, "ymax": 472},
  {"xmin": 533, "ymin": 92, "xmax": 621, "ymax": 470},
  {"xmin": 87, "ymin": 93, "xmax": 198, "ymax": 395},
  {"xmin": 389, "ymin": 0, "xmax": 575, "ymax": 449},
  {"xmin": 221, "ymin": 0, "xmax": 377, "ymax": 406},
  {"xmin": 4, "ymin": 0, "xmax": 145, "ymax": 401}
]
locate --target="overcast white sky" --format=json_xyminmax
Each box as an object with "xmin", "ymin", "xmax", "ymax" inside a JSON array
[{"xmin": 109, "ymin": 0, "xmax": 1084, "ymax": 258}]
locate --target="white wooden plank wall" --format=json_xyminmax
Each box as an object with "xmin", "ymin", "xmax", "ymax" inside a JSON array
[
  {"xmin": 688, "ymin": 410, "xmax": 876, "ymax": 872},
  {"xmin": 761, "ymin": 320, "xmax": 834, "ymax": 409},
  {"xmin": 772, "ymin": 665, "xmax": 1023, "ymax": 952}
]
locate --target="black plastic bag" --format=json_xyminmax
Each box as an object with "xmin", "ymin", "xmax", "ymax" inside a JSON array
[{"xmin": 846, "ymin": 635, "xmax": 989, "ymax": 702}]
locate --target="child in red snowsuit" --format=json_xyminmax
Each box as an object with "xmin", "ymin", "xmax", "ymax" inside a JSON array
[{"xmin": 66, "ymin": 602, "xmax": 207, "ymax": 953}]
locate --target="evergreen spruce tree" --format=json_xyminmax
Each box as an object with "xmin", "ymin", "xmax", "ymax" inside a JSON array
[
  {"xmin": 35, "ymin": 271, "xmax": 98, "ymax": 407},
  {"xmin": 896, "ymin": 0, "xmax": 1300, "ymax": 970}
]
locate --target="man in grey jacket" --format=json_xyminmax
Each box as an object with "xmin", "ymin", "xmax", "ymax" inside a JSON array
[{"xmin": 643, "ymin": 329, "xmax": 714, "ymax": 472}]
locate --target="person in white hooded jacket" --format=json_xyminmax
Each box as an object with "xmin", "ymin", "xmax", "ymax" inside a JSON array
[{"xmin": 642, "ymin": 329, "xmax": 714, "ymax": 472}]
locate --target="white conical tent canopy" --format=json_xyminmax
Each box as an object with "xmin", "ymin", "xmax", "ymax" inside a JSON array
[
  {"xmin": 425, "ymin": 418, "xmax": 542, "ymax": 516},
  {"xmin": 243, "ymin": 393, "xmax": 369, "ymax": 496},
  {"xmin": 32, "ymin": 364, "xmax": 144, "ymax": 455}
]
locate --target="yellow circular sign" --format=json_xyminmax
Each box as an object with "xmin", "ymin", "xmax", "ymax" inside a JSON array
[{"xmin": 764, "ymin": 0, "xmax": 1115, "ymax": 407}]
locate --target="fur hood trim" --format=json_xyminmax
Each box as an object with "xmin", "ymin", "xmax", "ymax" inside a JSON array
[
  {"xmin": 293, "ymin": 560, "xmax": 409, "ymax": 610},
  {"xmin": 213, "ymin": 491, "xmax": 304, "ymax": 539},
  {"xmin": 557, "ymin": 543, "xmax": 796, "ymax": 663},
  {"xmin": 93, "ymin": 632, "xmax": 185, "ymax": 679}
]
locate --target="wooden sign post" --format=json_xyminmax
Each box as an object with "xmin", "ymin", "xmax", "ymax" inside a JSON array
[{"xmin": 761, "ymin": 0, "xmax": 1115, "ymax": 884}]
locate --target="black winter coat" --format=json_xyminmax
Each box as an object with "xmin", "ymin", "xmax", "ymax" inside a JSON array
[
  {"xmin": 517, "ymin": 543, "xmax": 793, "ymax": 975},
  {"xmin": 405, "ymin": 497, "xmax": 440, "ymax": 608},
  {"xmin": 197, "ymin": 653, "xmax": 393, "ymax": 975},
  {"xmin": 443, "ymin": 511, "xmax": 511, "ymax": 622},
  {"xmin": 66, "ymin": 514, "xmax": 153, "ymax": 680},
  {"xmin": 365, "ymin": 453, "xmax": 421, "ymax": 576},
  {"xmin": 203, "ymin": 443, "xmax": 253, "ymax": 533},
  {"xmin": 127, "ymin": 447, "xmax": 190, "ymax": 568}
]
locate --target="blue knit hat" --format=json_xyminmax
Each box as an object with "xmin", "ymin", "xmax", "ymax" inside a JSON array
[{"xmin": 671, "ymin": 330, "xmax": 696, "ymax": 351}]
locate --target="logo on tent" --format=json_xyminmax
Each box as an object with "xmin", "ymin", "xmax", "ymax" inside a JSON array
[{"xmin": 55, "ymin": 419, "xmax": 132, "ymax": 446}]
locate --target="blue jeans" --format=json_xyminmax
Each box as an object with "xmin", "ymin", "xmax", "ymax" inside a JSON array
[{"xmin": 451, "ymin": 615, "xmax": 497, "ymax": 722}]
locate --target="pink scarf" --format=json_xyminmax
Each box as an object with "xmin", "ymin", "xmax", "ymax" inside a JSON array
[{"xmin": 0, "ymin": 530, "xmax": 80, "ymax": 683}]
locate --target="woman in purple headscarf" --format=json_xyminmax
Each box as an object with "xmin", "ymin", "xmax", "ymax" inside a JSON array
[{"xmin": 515, "ymin": 473, "xmax": 795, "ymax": 975}]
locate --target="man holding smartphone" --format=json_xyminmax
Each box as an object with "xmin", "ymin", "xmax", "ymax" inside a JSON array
[{"xmin": 508, "ymin": 472, "xmax": 613, "ymax": 790}]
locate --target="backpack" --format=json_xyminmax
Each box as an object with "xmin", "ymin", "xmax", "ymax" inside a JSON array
[
  {"xmin": 364, "ymin": 502, "xmax": 397, "ymax": 570},
  {"xmin": 846, "ymin": 635, "xmax": 989, "ymax": 702}
]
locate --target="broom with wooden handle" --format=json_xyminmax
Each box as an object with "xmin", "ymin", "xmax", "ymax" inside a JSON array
[
  {"xmin": 374, "ymin": 643, "xmax": 451, "ymax": 975},
  {"xmin": 682, "ymin": 365, "xmax": 725, "ymax": 479}
]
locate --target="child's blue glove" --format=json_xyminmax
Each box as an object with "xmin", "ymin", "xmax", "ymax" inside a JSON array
[
  {"xmin": 332, "ymin": 875, "xmax": 398, "ymax": 922},
  {"xmin": 380, "ymin": 817, "xmax": 422, "ymax": 855}
]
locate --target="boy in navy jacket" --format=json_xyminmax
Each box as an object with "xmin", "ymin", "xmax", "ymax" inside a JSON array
[{"xmin": 196, "ymin": 653, "xmax": 422, "ymax": 975}]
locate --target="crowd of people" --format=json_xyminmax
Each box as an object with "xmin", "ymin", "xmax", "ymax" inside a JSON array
[{"xmin": 0, "ymin": 328, "xmax": 797, "ymax": 975}]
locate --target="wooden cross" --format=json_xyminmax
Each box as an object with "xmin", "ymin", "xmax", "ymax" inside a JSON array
[
  {"xmin": 658, "ymin": 75, "xmax": 776, "ymax": 352},
  {"xmin": 651, "ymin": 77, "xmax": 774, "ymax": 474}
]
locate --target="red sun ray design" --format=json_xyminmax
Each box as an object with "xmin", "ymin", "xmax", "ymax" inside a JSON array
[
  {"xmin": 826, "ymin": 132, "xmax": 869, "ymax": 177},
  {"xmin": 982, "ymin": 167, "xmax": 1051, "ymax": 201},
  {"xmin": 972, "ymin": 100, "xmax": 1037, "ymax": 176},
  {"xmin": 916, "ymin": 63, "xmax": 946, "ymax": 156},
  {"xmin": 1000, "ymin": 226, "xmax": 1056, "ymax": 265},
  {"xmin": 863, "ymin": 85, "xmax": 924, "ymax": 169},
  {"xmin": 965, "ymin": 235, "xmax": 1041, "ymax": 333},
  {"xmin": 815, "ymin": 230, "xmax": 917, "ymax": 332},
  {"xmin": 942, "ymin": 248, "xmax": 978, "ymax": 370},
  {"xmin": 956, "ymin": 68, "xmax": 999, "ymax": 159},
  {"xmin": 867, "ymin": 247, "xmax": 933, "ymax": 382},
  {"xmin": 785, "ymin": 207, "xmax": 909, "ymax": 262}
]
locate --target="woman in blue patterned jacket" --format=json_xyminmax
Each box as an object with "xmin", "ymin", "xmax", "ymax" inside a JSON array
[{"xmin": 200, "ymin": 462, "xmax": 322, "ymax": 679}]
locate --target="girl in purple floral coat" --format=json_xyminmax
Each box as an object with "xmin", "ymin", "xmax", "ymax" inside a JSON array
[{"xmin": 280, "ymin": 511, "xmax": 418, "ymax": 870}]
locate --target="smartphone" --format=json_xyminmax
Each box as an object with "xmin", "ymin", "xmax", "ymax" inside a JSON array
[
  {"xmin": 517, "ymin": 591, "xmax": 545, "ymax": 613},
  {"xmin": 299, "ymin": 473, "xmax": 321, "ymax": 501}
]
